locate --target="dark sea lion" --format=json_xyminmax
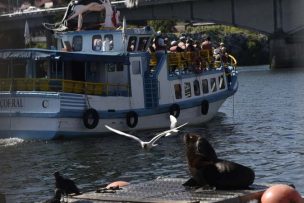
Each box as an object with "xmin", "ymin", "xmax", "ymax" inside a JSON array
[
  {"xmin": 43, "ymin": 189, "xmax": 61, "ymax": 203},
  {"xmin": 183, "ymin": 133, "xmax": 255, "ymax": 189},
  {"xmin": 54, "ymin": 171, "xmax": 80, "ymax": 195}
]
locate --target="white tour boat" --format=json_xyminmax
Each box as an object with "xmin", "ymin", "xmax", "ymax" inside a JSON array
[{"xmin": 0, "ymin": 15, "xmax": 238, "ymax": 139}]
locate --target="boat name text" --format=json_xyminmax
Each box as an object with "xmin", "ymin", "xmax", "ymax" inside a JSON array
[{"xmin": 0, "ymin": 98, "xmax": 24, "ymax": 108}]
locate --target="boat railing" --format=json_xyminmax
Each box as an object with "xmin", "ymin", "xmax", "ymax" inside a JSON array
[
  {"xmin": 149, "ymin": 50, "xmax": 237, "ymax": 76},
  {"xmin": 150, "ymin": 50, "xmax": 211, "ymax": 68},
  {"xmin": 228, "ymin": 54, "xmax": 237, "ymax": 69},
  {"xmin": 0, "ymin": 78, "xmax": 130, "ymax": 96}
]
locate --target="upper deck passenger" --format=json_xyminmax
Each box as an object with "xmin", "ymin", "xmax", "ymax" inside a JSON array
[{"xmin": 201, "ymin": 36, "xmax": 213, "ymax": 55}]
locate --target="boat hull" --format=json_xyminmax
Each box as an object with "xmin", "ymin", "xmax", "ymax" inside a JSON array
[{"xmin": 0, "ymin": 97, "xmax": 226, "ymax": 140}]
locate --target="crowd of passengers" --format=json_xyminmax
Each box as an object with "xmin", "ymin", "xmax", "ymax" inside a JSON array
[{"xmin": 148, "ymin": 31, "xmax": 230, "ymax": 73}]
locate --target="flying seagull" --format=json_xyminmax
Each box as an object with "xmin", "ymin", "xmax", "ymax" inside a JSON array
[{"xmin": 105, "ymin": 122, "xmax": 188, "ymax": 150}]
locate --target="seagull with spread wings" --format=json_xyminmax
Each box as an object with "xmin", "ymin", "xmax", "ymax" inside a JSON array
[{"xmin": 105, "ymin": 116, "xmax": 187, "ymax": 149}]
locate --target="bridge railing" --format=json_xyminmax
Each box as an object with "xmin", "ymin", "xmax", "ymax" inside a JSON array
[{"xmin": 0, "ymin": 78, "xmax": 130, "ymax": 96}]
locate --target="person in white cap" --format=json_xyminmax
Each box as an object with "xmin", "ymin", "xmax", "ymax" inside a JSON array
[
  {"xmin": 178, "ymin": 36, "xmax": 186, "ymax": 51},
  {"xmin": 169, "ymin": 40, "xmax": 183, "ymax": 52},
  {"xmin": 155, "ymin": 31, "xmax": 166, "ymax": 53},
  {"xmin": 154, "ymin": 31, "xmax": 167, "ymax": 63}
]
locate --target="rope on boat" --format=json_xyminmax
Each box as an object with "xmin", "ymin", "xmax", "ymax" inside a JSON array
[
  {"xmin": 232, "ymin": 95, "xmax": 235, "ymax": 119},
  {"xmin": 84, "ymin": 94, "xmax": 91, "ymax": 109}
]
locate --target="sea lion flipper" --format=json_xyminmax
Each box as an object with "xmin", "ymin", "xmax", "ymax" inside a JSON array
[{"xmin": 182, "ymin": 178, "xmax": 200, "ymax": 187}]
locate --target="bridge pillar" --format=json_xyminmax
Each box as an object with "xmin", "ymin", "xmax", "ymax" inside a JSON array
[{"xmin": 270, "ymin": 32, "xmax": 304, "ymax": 69}]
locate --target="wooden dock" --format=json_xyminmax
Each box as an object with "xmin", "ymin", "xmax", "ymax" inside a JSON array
[{"xmin": 67, "ymin": 178, "xmax": 268, "ymax": 203}]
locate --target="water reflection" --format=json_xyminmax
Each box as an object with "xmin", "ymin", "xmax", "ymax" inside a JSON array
[{"xmin": 1, "ymin": 66, "xmax": 304, "ymax": 202}]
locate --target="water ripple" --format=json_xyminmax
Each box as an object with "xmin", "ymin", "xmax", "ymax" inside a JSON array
[
  {"xmin": 0, "ymin": 138, "xmax": 24, "ymax": 147},
  {"xmin": 1, "ymin": 66, "xmax": 304, "ymax": 202}
]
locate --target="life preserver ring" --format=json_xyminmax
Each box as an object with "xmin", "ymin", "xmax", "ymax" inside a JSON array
[
  {"xmin": 169, "ymin": 104, "xmax": 180, "ymax": 118},
  {"xmin": 201, "ymin": 100, "xmax": 209, "ymax": 115},
  {"xmin": 83, "ymin": 108, "xmax": 99, "ymax": 129},
  {"xmin": 126, "ymin": 111, "xmax": 138, "ymax": 128}
]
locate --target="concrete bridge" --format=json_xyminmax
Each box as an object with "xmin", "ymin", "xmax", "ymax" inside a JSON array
[
  {"xmin": 119, "ymin": 0, "xmax": 304, "ymax": 68},
  {"xmin": 0, "ymin": 0, "xmax": 303, "ymax": 68}
]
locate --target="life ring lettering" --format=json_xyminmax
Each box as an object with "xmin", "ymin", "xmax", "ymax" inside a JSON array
[
  {"xmin": 169, "ymin": 104, "xmax": 180, "ymax": 118},
  {"xmin": 126, "ymin": 111, "xmax": 138, "ymax": 128},
  {"xmin": 201, "ymin": 100, "xmax": 209, "ymax": 115},
  {"xmin": 83, "ymin": 108, "xmax": 99, "ymax": 129}
]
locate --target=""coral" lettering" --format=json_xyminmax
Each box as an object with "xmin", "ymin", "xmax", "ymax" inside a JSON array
[{"xmin": 0, "ymin": 98, "xmax": 23, "ymax": 108}]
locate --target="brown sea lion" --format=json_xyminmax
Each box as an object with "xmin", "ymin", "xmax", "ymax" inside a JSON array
[{"xmin": 183, "ymin": 133, "xmax": 255, "ymax": 189}]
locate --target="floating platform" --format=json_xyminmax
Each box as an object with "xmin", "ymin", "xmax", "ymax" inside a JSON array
[{"xmin": 67, "ymin": 178, "xmax": 269, "ymax": 203}]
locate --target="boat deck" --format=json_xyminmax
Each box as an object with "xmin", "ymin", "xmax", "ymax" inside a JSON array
[{"xmin": 67, "ymin": 178, "xmax": 269, "ymax": 203}]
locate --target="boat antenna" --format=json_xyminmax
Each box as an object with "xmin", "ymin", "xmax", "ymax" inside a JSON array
[
  {"xmin": 85, "ymin": 94, "xmax": 91, "ymax": 109},
  {"xmin": 232, "ymin": 95, "xmax": 235, "ymax": 119},
  {"xmin": 122, "ymin": 16, "xmax": 127, "ymax": 53}
]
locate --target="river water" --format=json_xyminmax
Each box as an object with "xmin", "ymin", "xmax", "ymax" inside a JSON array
[{"xmin": 0, "ymin": 65, "xmax": 304, "ymax": 202}]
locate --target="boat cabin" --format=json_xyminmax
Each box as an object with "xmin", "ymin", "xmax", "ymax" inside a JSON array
[{"xmin": 56, "ymin": 27, "xmax": 154, "ymax": 53}]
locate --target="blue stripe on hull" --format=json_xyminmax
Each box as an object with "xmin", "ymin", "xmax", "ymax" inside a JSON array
[
  {"xmin": 0, "ymin": 99, "xmax": 225, "ymax": 140},
  {"xmin": 0, "ymin": 80, "xmax": 237, "ymax": 119}
]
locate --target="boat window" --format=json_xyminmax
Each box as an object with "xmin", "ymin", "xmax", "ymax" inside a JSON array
[
  {"xmin": 92, "ymin": 35, "xmax": 102, "ymax": 51},
  {"xmin": 127, "ymin": 36, "xmax": 137, "ymax": 52},
  {"xmin": 0, "ymin": 60, "xmax": 10, "ymax": 78},
  {"xmin": 116, "ymin": 63, "xmax": 124, "ymax": 72},
  {"xmin": 132, "ymin": 61, "xmax": 141, "ymax": 75},
  {"xmin": 86, "ymin": 62, "xmax": 99, "ymax": 82},
  {"xmin": 63, "ymin": 41, "xmax": 72, "ymax": 51},
  {"xmin": 36, "ymin": 60, "xmax": 49, "ymax": 78},
  {"xmin": 202, "ymin": 79, "xmax": 209, "ymax": 94},
  {"xmin": 105, "ymin": 63, "xmax": 123, "ymax": 72},
  {"xmin": 65, "ymin": 61, "xmax": 85, "ymax": 81},
  {"xmin": 174, "ymin": 84, "xmax": 182, "ymax": 99},
  {"xmin": 193, "ymin": 80, "xmax": 200, "ymax": 96},
  {"xmin": 72, "ymin": 35, "xmax": 82, "ymax": 51},
  {"xmin": 138, "ymin": 37, "xmax": 150, "ymax": 51},
  {"xmin": 11, "ymin": 60, "xmax": 26, "ymax": 78},
  {"xmin": 50, "ymin": 60, "xmax": 63, "ymax": 79},
  {"xmin": 104, "ymin": 34, "xmax": 114, "ymax": 51},
  {"xmin": 219, "ymin": 75, "xmax": 226, "ymax": 89},
  {"xmin": 184, "ymin": 82, "xmax": 191, "ymax": 98},
  {"xmin": 210, "ymin": 78, "xmax": 217, "ymax": 92},
  {"xmin": 106, "ymin": 63, "xmax": 116, "ymax": 72}
]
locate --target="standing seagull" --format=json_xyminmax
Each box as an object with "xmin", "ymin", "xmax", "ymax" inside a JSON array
[
  {"xmin": 105, "ymin": 122, "xmax": 187, "ymax": 150},
  {"xmin": 54, "ymin": 172, "xmax": 80, "ymax": 196}
]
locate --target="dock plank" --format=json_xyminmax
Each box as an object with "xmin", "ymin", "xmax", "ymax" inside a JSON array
[{"xmin": 67, "ymin": 178, "xmax": 268, "ymax": 203}]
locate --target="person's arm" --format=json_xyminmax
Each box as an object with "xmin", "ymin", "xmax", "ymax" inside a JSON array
[{"xmin": 77, "ymin": 14, "xmax": 83, "ymax": 31}]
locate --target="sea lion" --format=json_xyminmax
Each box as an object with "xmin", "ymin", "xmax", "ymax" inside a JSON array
[
  {"xmin": 183, "ymin": 133, "xmax": 255, "ymax": 189},
  {"xmin": 43, "ymin": 189, "xmax": 61, "ymax": 203},
  {"xmin": 54, "ymin": 171, "xmax": 80, "ymax": 195}
]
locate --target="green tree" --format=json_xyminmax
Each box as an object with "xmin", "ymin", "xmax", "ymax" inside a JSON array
[{"xmin": 147, "ymin": 20, "xmax": 177, "ymax": 33}]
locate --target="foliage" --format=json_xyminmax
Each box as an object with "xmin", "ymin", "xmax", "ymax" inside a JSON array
[
  {"xmin": 185, "ymin": 25, "xmax": 269, "ymax": 66},
  {"xmin": 31, "ymin": 42, "xmax": 47, "ymax": 49},
  {"xmin": 147, "ymin": 20, "xmax": 177, "ymax": 33}
]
